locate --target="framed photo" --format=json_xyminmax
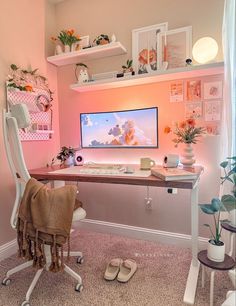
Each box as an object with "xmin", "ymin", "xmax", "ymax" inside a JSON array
[
  {"xmin": 169, "ymin": 81, "xmax": 183, "ymax": 102},
  {"xmin": 185, "ymin": 102, "xmax": 202, "ymax": 119},
  {"xmin": 132, "ymin": 22, "xmax": 168, "ymax": 74},
  {"xmin": 186, "ymin": 80, "xmax": 201, "ymax": 101},
  {"xmin": 78, "ymin": 35, "xmax": 90, "ymax": 49},
  {"xmin": 203, "ymin": 81, "xmax": 223, "ymax": 100},
  {"xmin": 204, "ymin": 100, "xmax": 221, "ymax": 121},
  {"xmin": 157, "ymin": 26, "xmax": 192, "ymax": 70}
]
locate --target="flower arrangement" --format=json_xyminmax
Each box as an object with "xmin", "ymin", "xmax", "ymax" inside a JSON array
[
  {"xmin": 7, "ymin": 64, "xmax": 53, "ymax": 101},
  {"xmin": 57, "ymin": 29, "xmax": 81, "ymax": 47},
  {"xmin": 93, "ymin": 34, "xmax": 110, "ymax": 46},
  {"xmin": 164, "ymin": 119, "xmax": 206, "ymax": 147}
]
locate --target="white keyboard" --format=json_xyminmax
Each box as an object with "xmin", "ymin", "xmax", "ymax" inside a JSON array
[{"xmin": 79, "ymin": 168, "xmax": 123, "ymax": 175}]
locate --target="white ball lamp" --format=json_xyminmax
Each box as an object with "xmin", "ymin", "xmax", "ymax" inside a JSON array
[{"xmin": 192, "ymin": 37, "xmax": 218, "ymax": 64}]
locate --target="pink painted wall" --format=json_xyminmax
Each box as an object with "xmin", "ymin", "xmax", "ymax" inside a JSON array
[
  {"xmin": 54, "ymin": 0, "xmax": 225, "ymax": 237},
  {"xmin": 57, "ymin": 64, "xmax": 223, "ymax": 236},
  {"xmin": 0, "ymin": 0, "xmax": 60, "ymax": 246}
]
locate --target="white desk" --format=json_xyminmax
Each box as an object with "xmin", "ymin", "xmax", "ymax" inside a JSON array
[{"xmin": 29, "ymin": 164, "xmax": 203, "ymax": 305}]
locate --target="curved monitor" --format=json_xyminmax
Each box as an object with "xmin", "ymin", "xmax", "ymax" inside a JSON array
[{"xmin": 80, "ymin": 107, "xmax": 158, "ymax": 148}]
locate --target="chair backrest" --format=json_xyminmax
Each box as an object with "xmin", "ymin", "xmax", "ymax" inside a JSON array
[{"xmin": 2, "ymin": 105, "xmax": 31, "ymax": 229}]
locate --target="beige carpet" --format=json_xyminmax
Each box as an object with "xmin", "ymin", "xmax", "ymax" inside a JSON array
[{"xmin": 0, "ymin": 229, "xmax": 234, "ymax": 306}]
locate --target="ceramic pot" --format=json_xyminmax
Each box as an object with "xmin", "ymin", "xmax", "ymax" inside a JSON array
[
  {"xmin": 64, "ymin": 156, "xmax": 74, "ymax": 167},
  {"xmin": 64, "ymin": 45, "xmax": 70, "ymax": 53},
  {"xmin": 229, "ymin": 209, "xmax": 236, "ymax": 227},
  {"xmin": 180, "ymin": 143, "xmax": 195, "ymax": 167},
  {"xmin": 207, "ymin": 240, "xmax": 225, "ymax": 262},
  {"xmin": 55, "ymin": 44, "xmax": 63, "ymax": 55}
]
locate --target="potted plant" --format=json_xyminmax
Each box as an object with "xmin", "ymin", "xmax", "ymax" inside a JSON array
[
  {"xmin": 199, "ymin": 156, "xmax": 236, "ymax": 262},
  {"xmin": 164, "ymin": 119, "xmax": 206, "ymax": 167},
  {"xmin": 220, "ymin": 156, "xmax": 236, "ymax": 227},
  {"xmin": 56, "ymin": 146, "xmax": 75, "ymax": 166},
  {"xmin": 122, "ymin": 59, "xmax": 134, "ymax": 75},
  {"xmin": 93, "ymin": 34, "xmax": 110, "ymax": 46},
  {"xmin": 58, "ymin": 29, "xmax": 81, "ymax": 52},
  {"xmin": 199, "ymin": 198, "xmax": 226, "ymax": 262}
]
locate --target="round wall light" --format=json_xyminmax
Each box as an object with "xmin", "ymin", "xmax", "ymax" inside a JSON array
[{"xmin": 192, "ymin": 37, "xmax": 218, "ymax": 64}]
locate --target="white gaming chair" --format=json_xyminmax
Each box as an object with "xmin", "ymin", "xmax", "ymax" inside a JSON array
[{"xmin": 2, "ymin": 104, "xmax": 86, "ymax": 306}]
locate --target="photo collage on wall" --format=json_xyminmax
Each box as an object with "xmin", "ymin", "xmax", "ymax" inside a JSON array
[{"xmin": 169, "ymin": 79, "xmax": 223, "ymax": 136}]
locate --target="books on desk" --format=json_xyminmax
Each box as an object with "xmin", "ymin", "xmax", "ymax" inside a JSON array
[{"xmin": 151, "ymin": 166, "xmax": 198, "ymax": 181}]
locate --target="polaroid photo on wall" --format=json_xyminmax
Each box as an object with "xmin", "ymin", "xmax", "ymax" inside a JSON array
[
  {"xmin": 185, "ymin": 101, "xmax": 202, "ymax": 119},
  {"xmin": 169, "ymin": 81, "xmax": 184, "ymax": 102},
  {"xmin": 204, "ymin": 100, "xmax": 221, "ymax": 121},
  {"xmin": 203, "ymin": 81, "xmax": 223, "ymax": 100},
  {"xmin": 186, "ymin": 80, "xmax": 201, "ymax": 101}
]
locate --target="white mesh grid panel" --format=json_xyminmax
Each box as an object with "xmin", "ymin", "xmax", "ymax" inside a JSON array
[{"xmin": 7, "ymin": 88, "xmax": 53, "ymax": 141}]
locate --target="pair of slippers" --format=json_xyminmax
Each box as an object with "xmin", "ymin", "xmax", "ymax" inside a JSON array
[{"xmin": 104, "ymin": 258, "xmax": 137, "ymax": 282}]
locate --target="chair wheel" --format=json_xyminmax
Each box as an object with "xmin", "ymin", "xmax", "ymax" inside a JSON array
[
  {"xmin": 2, "ymin": 277, "xmax": 11, "ymax": 286},
  {"xmin": 21, "ymin": 301, "xmax": 30, "ymax": 306},
  {"xmin": 77, "ymin": 256, "xmax": 84, "ymax": 264},
  {"xmin": 75, "ymin": 283, "xmax": 84, "ymax": 292}
]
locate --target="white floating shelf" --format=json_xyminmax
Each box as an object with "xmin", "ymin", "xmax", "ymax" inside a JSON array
[
  {"xmin": 47, "ymin": 42, "xmax": 127, "ymax": 67},
  {"xmin": 70, "ymin": 62, "xmax": 224, "ymax": 93}
]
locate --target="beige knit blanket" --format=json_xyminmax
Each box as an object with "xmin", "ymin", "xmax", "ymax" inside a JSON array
[{"xmin": 17, "ymin": 178, "xmax": 81, "ymax": 272}]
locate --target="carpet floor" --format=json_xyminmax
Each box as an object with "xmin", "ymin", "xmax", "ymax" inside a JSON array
[{"xmin": 0, "ymin": 229, "xmax": 234, "ymax": 306}]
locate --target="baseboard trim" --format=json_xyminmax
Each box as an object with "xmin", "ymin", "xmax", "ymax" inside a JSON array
[
  {"xmin": 0, "ymin": 239, "xmax": 17, "ymax": 261},
  {"xmin": 79, "ymin": 219, "xmax": 208, "ymax": 249}
]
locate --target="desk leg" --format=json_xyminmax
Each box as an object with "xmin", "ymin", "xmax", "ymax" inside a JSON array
[
  {"xmin": 183, "ymin": 184, "xmax": 200, "ymax": 305},
  {"xmin": 53, "ymin": 180, "xmax": 65, "ymax": 188}
]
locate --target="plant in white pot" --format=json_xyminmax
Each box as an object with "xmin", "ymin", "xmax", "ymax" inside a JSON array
[
  {"xmin": 220, "ymin": 156, "xmax": 236, "ymax": 227},
  {"xmin": 199, "ymin": 198, "xmax": 226, "ymax": 262}
]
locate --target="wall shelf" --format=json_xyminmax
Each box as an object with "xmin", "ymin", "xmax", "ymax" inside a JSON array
[
  {"xmin": 47, "ymin": 42, "xmax": 127, "ymax": 67},
  {"xmin": 70, "ymin": 62, "xmax": 224, "ymax": 93}
]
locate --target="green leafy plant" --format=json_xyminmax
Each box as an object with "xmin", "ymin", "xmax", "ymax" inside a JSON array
[
  {"xmin": 199, "ymin": 156, "xmax": 236, "ymax": 245},
  {"xmin": 56, "ymin": 146, "xmax": 75, "ymax": 165},
  {"xmin": 58, "ymin": 29, "xmax": 81, "ymax": 47},
  {"xmin": 220, "ymin": 156, "xmax": 236, "ymax": 211},
  {"xmin": 122, "ymin": 59, "xmax": 133, "ymax": 73},
  {"xmin": 199, "ymin": 198, "xmax": 226, "ymax": 245}
]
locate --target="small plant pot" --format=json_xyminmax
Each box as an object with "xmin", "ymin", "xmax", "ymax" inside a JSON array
[
  {"xmin": 207, "ymin": 240, "xmax": 225, "ymax": 262},
  {"xmin": 229, "ymin": 209, "xmax": 236, "ymax": 227},
  {"xmin": 64, "ymin": 156, "xmax": 74, "ymax": 167}
]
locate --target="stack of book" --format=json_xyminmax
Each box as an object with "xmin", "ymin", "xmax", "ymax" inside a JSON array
[{"xmin": 151, "ymin": 166, "xmax": 198, "ymax": 181}]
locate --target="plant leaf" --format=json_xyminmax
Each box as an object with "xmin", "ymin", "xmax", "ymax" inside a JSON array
[
  {"xmin": 220, "ymin": 161, "xmax": 228, "ymax": 168},
  {"xmin": 199, "ymin": 204, "xmax": 215, "ymax": 214}
]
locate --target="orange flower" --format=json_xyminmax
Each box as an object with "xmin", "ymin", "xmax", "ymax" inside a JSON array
[
  {"xmin": 76, "ymin": 35, "xmax": 80, "ymax": 40},
  {"xmin": 24, "ymin": 85, "xmax": 33, "ymax": 92},
  {"xmin": 186, "ymin": 118, "xmax": 196, "ymax": 127},
  {"xmin": 67, "ymin": 29, "xmax": 74, "ymax": 36},
  {"xmin": 164, "ymin": 126, "xmax": 171, "ymax": 134},
  {"xmin": 179, "ymin": 121, "xmax": 187, "ymax": 129}
]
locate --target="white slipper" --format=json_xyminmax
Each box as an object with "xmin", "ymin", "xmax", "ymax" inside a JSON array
[
  {"xmin": 117, "ymin": 259, "xmax": 137, "ymax": 282},
  {"xmin": 104, "ymin": 258, "xmax": 123, "ymax": 281}
]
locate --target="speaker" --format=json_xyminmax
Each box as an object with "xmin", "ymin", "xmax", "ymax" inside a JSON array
[{"xmin": 75, "ymin": 151, "xmax": 84, "ymax": 165}]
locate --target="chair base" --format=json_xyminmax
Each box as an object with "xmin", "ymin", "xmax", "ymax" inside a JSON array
[{"xmin": 2, "ymin": 248, "xmax": 83, "ymax": 306}]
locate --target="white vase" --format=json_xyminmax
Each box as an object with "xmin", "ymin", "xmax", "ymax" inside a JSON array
[
  {"xmin": 229, "ymin": 209, "xmax": 236, "ymax": 227},
  {"xmin": 64, "ymin": 45, "xmax": 70, "ymax": 53},
  {"xmin": 65, "ymin": 156, "xmax": 74, "ymax": 167},
  {"xmin": 207, "ymin": 241, "xmax": 225, "ymax": 262},
  {"xmin": 180, "ymin": 143, "xmax": 195, "ymax": 167},
  {"xmin": 55, "ymin": 44, "xmax": 63, "ymax": 55},
  {"xmin": 71, "ymin": 43, "xmax": 77, "ymax": 52}
]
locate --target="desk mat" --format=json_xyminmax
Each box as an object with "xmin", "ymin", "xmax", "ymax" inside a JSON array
[{"xmin": 49, "ymin": 166, "xmax": 151, "ymax": 177}]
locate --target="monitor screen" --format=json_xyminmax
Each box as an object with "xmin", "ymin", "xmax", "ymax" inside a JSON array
[{"xmin": 80, "ymin": 107, "xmax": 158, "ymax": 148}]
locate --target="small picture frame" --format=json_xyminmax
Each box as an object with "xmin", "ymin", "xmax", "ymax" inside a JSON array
[
  {"xmin": 203, "ymin": 81, "xmax": 223, "ymax": 100},
  {"xmin": 132, "ymin": 22, "xmax": 168, "ymax": 74},
  {"xmin": 78, "ymin": 35, "xmax": 90, "ymax": 49},
  {"xmin": 157, "ymin": 26, "xmax": 192, "ymax": 70}
]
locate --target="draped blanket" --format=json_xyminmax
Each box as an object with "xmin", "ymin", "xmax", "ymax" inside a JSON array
[{"xmin": 17, "ymin": 178, "xmax": 81, "ymax": 272}]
